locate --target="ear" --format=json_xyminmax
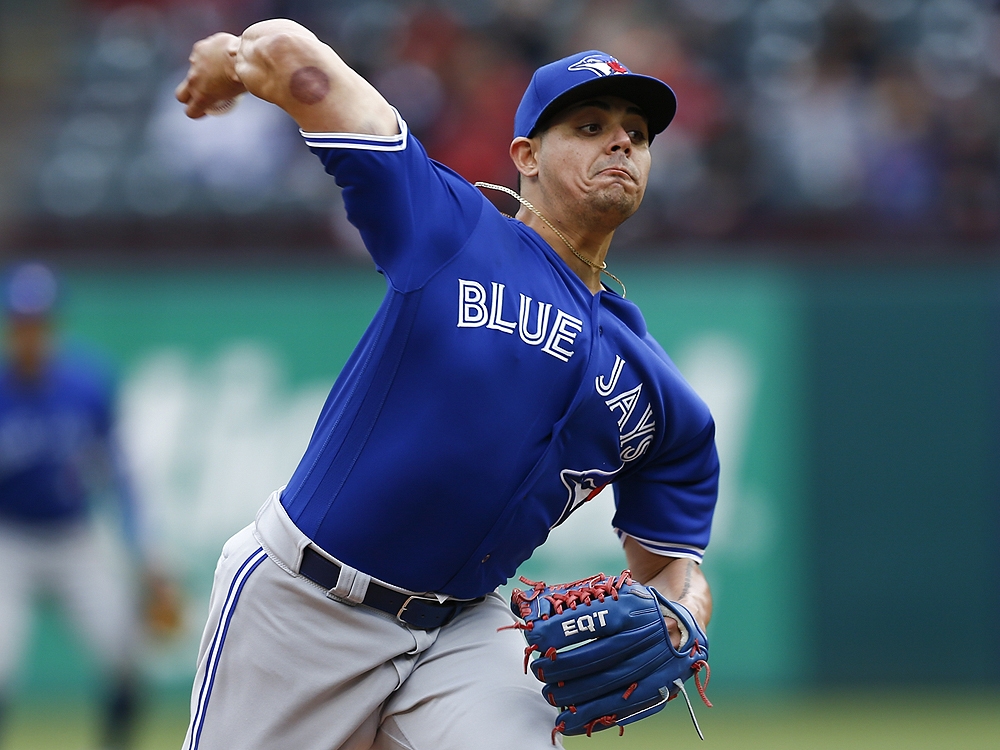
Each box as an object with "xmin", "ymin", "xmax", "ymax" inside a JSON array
[{"xmin": 509, "ymin": 136, "xmax": 539, "ymax": 180}]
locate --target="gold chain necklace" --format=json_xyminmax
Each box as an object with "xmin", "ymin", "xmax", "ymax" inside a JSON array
[{"xmin": 475, "ymin": 181, "xmax": 626, "ymax": 298}]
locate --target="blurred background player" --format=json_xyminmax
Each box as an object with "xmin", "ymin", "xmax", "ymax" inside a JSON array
[{"xmin": 0, "ymin": 262, "xmax": 178, "ymax": 750}]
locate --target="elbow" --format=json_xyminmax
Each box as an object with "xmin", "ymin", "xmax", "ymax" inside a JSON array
[
  {"xmin": 242, "ymin": 18, "xmax": 315, "ymax": 46},
  {"xmin": 236, "ymin": 21, "xmax": 321, "ymax": 83},
  {"xmin": 255, "ymin": 29, "xmax": 313, "ymax": 66}
]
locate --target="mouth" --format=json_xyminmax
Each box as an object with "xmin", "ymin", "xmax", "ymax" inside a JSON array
[{"xmin": 598, "ymin": 166, "xmax": 636, "ymax": 182}]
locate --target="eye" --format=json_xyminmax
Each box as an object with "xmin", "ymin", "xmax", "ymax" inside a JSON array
[
  {"xmin": 580, "ymin": 123, "xmax": 601, "ymax": 134},
  {"xmin": 628, "ymin": 129, "xmax": 648, "ymax": 145}
]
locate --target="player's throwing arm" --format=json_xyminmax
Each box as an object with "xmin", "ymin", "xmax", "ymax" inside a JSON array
[{"xmin": 174, "ymin": 19, "xmax": 397, "ymax": 136}]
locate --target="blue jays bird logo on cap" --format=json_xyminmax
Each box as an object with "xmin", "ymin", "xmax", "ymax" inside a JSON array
[
  {"xmin": 567, "ymin": 54, "xmax": 631, "ymax": 78},
  {"xmin": 514, "ymin": 49, "xmax": 676, "ymax": 140}
]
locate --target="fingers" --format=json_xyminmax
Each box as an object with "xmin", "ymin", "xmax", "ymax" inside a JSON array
[
  {"xmin": 175, "ymin": 81, "xmax": 205, "ymax": 118},
  {"xmin": 175, "ymin": 74, "xmax": 214, "ymax": 118},
  {"xmin": 175, "ymin": 68, "xmax": 206, "ymax": 117},
  {"xmin": 663, "ymin": 615, "xmax": 681, "ymax": 649},
  {"xmin": 174, "ymin": 32, "xmax": 240, "ymax": 119},
  {"xmin": 175, "ymin": 78, "xmax": 191, "ymax": 103}
]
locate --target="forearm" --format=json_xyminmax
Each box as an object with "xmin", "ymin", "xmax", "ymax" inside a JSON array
[
  {"xmin": 177, "ymin": 19, "xmax": 397, "ymax": 135},
  {"xmin": 642, "ymin": 557, "xmax": 712, "ymax": 629},
  {"xmin": 624, "ymin": 536, "xmax": 712, "ymax": 630}
]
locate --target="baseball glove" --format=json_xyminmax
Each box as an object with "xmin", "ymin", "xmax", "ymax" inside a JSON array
[
  {"xmin": 142, "ymin": 569, "xmax": 184, "ymax": 640},
  {"xmin": 508, "ymin": 570, "xmax": 711, "ymax": 743}
]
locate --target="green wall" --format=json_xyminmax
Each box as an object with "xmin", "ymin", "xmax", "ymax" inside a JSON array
[
  {"xmin": 14, "ymin": 261, "xmax": 1000, "ymax": 699},
  {"xmin": 805, "ymin": 268, "xmax": 1000, "ymax": 684}
]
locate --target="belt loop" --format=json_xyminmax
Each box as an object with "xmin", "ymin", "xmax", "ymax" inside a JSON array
[
  {"xmin": 348, "ymin": 571, "xmax": 371, "ymax": 602},
  {"xmin": 330, "ymin": 564, "xmax": 370, "ymax": 605}
]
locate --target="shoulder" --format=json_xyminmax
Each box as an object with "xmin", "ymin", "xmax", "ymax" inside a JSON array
[
  {"xmin": 598, "ymin": 303, "xmax": 715, "ymax": 449},
  {"xmin": 607, "ymin": 300, "xmax": 696, "ymax": 393}
]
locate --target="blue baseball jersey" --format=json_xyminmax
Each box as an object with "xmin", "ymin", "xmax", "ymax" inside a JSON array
[
  {"xmin": 0, "ymin": 347, "xmax": 137, "ymax": 537},
  {"xmin": 282, "ymin": 112, "xmax": 719, "ymax": 599}
]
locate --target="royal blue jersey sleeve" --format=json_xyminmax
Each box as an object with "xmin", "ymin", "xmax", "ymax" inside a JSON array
[
  {"xmin": 610, "ymin": 330, "xmax": 719, "ymax": 562},
  {"xmin": 302, "ymin": 110, "xmax": 484, "ymax": 292},
  {"xmin": 612, "ymin": 418, "xmax": 718, "ymax": 562}
]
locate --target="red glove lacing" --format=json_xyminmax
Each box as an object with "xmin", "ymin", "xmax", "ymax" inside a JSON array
[
  {"xmin": 553, "ymin": 652, "xmax": 712, "ymax": 744},
  {"xmin": 506, "ymin": 571, "xmax": 633, "ymax": 671},
  {"xmin": 510, "ymin": 570, "xmax": 632, "ymax": 620},
  {"xmin": 691, "ymin": 657, "xmax": 712, "ymax": 708}
]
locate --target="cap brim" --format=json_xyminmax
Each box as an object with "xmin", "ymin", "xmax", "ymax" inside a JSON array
[{"xmin": 530, "ymin": 74, "xmax": 677, "ymax": 139}]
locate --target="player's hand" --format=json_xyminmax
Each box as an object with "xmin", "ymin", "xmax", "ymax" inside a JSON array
[
  {"xmin": 175, "ymin": 32, "xmax": 247, "ymax": 118},
  {"xmin": 142, "ymin": 567, "xmax": 184, "ymax": 640},
  {"xmin": 663, "ymin": 611, "xmax": 683, "ymax": 648}
]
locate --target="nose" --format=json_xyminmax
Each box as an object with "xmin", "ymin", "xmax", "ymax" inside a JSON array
[{"xmin": 608, "ymin": 124, "xmax": 631, "ymax": 155}]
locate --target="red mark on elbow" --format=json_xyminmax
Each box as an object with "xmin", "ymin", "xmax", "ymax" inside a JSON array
[{"xmin": 290, "ymin": 66, "xmax": 330, "ymax": 104}]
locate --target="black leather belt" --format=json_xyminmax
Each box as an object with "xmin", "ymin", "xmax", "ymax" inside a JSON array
[{"xmin": 299, "ymin": 547, "xmax": 480, "ymax": 630}]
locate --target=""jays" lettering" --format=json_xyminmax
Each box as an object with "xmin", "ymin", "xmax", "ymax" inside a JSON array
[{"xmin": 596, "ymin": 355, "xmax": 656, "ymax": 463}]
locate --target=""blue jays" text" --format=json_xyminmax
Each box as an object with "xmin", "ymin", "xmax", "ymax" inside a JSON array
[{"xmin": 456, "ymin": 279, "xmax": 584, "ymax": 363}]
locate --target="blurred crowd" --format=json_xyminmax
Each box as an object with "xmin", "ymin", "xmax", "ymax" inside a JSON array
[{"xmin": 6, "ymin": 0, "xmax": 1000, "ymax": 255}]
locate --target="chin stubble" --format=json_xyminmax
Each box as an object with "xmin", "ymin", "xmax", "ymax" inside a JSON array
[{"xmin": 587, "ymin": 186, "xmax": 639, "ymax": 226}]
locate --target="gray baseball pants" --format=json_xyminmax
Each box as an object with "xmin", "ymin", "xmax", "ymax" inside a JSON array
[
  {"xmin": 182, "ymin": 491, "xmax": 562, "ymax": 750},
  {"xmin": 0, "ymin": 521, "xmax": 137, "ymax": 688}
]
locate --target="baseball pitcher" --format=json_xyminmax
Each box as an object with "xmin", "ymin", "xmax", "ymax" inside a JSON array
[{"xmin": 176, "ymin": 18, "xmax": 719, "ymax": 750}]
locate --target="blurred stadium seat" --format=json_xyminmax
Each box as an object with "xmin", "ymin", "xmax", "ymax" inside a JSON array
[{"xmin": 2, "ymin": 0, "xmax": 1000, "ymax": 258}]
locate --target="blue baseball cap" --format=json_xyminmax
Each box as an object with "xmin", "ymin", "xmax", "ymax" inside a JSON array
[
  {"xmin": 514, "ymin": 50, "xmax": 677, "ymax": 142},
  {"xmin": 3, "ymin": 262, "xmax": 59, "ymax": 317}
]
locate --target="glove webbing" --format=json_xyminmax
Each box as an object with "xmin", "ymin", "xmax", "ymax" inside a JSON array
[{"xmin": 510, "ymin": 571, "xmax": 630, "ymax": 619}]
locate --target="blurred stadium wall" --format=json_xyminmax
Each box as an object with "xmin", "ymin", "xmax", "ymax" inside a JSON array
[{"xmin": 12, "ymin": 263, "xmax": 1000, "ymax": 702}]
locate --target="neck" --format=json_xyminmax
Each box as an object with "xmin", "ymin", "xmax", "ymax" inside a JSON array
[
  {"xmin": 474, "ymin": 181, "xmax": 626, "ymax": 296},
  {"xmin": 514, "ymin": 206, "xmax": 612, "ymax": 294}
]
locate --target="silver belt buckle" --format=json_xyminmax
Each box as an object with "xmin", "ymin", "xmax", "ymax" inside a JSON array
[{"xmin": 396, "ymin": 594, "xmax": 438, "ymax": 621}]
